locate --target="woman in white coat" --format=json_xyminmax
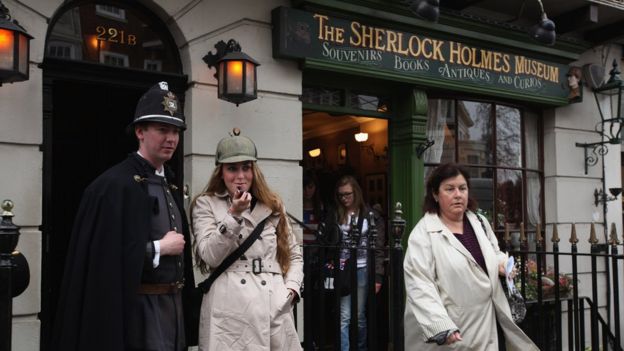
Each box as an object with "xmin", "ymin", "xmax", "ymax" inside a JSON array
[
  {"xmin": 191, "ymin": 130, "xmax": 303, "ymax": 350},
  {"xmin": 403, "ymin": 163, "xmax": 537, "ymax": 351}
]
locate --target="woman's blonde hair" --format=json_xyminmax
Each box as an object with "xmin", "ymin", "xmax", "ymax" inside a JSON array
[{"xmin": 190, "ymin": 162, "xmax": 292, "ymax": 275}]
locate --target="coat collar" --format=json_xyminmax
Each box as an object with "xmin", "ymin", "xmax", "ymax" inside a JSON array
[{"xmin": 424, "ymin": 211, "xmax": 492, "ymax": 277}]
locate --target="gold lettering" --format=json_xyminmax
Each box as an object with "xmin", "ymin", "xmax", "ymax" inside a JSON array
[
  {"xmin": 460, "ymin": 45, "xmax": 472, "ymax": 65},
  {"xmin": 422, "ymin": 38, "xmax": 433, "ymax": 59},
  {"xmin": 408, "ymin": 35, "xmax": 421, "ymax": 57},
  {"xmin": 449, "ymin": 42, "xmax": 461, "ymax": 64},
  {"xmin": 313, "ymin": 14, "xmax": 329, "ymax": 40},
  {"xmin": 432, "ymin": 40, "xmax": 444, "ymax": 61},
  {"xmin": 335, "ymin": 28, "xmax": 344, "ymax": 44},
  {"xmin": 396, "ymin": 33, "xmax": 409, "ymax": 55},
  {"xmin": 374, "ymin": 28, "xmax": 386, "ymax": 50},
  {"xmin": 350, "ymin": 22, "xmax": 362, "ymax": 46},
  {"xmin": 502, "ymin": 55, "xmax": 510, "ymax": 73},
  {"xmin": 386, "ymin": 30, "xmax": 398, "ymax": 53},
  {"xmin": 548, "ymin": 66, "xmax": 559, "ymax": 83},
  {"xmin": 362, "ymin": 25, "xmax": 374, "ymax": 48},
  {"xmin": 481, "ymin": 50, "xmax": 492, "ymax": 70}
]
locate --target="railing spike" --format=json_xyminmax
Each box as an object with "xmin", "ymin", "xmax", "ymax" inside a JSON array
[
  {"xmin": 536, "ymin": 222, "xmax": 543, "ymax": 244},
  {"xmin": 570, "ymin": 223, "xmax": 579, "ymax": 244},
  {"xmin": 609, "ymin": 222, "xmax": 620, "ymax": 246},
  {"xmin": 589, "ymin": 222, "xmax": 599, "ymax": 245},
  {"xmin": 551, "ymin": 223, "xmax": 560, "ymax": 243}
]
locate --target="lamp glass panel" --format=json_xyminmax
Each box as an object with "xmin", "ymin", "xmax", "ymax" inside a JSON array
[
  {"xmin": 218, "ymin": 61, "xmax": 225, "ymax": 95},
  {"xmin": 245, "ymin": 61, "xmax": 255, "ymax": 95},
  {"xmin": 610, "ymin": 87, "xmax": 623, "ymax": 118},
  {"xmin": 0, "ymin": 29, "xmax": 15, "ymax": 70},
  {"xmin": 18, "ymin": 33, "xmax": 28, "ymax": 75},
  {"xmin": 226, "ymin": 60, "xmax": 243, "ymax": 94}
]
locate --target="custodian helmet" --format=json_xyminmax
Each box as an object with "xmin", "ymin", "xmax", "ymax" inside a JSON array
[
  {"xmin": 215, "ymin": 128, "xmax": 257, "ymax": 165},
  {"xmin": 130, "ymin": 81, "xmax": 187, "ymax": 131}
]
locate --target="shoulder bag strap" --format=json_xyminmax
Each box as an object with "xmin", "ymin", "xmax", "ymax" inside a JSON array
[
  {"xmin": 197, "ymin": 218, "xmax": 268, "ymax": 293},
  {"xmin": 475, "ymin": 212, "xmax": 488, "ymax": 234}
]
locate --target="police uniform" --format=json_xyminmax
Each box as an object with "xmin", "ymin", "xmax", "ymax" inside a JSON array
[{"xmin": 53, "ymin": 82, "xmax": 196, "ymax": 351}]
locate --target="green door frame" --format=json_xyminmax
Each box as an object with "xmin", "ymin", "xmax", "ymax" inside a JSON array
[{"xmin": 390, "ymin": 89, "xmax": 428, "ymax": 246}]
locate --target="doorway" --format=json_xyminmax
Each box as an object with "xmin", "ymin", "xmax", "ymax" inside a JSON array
[
  {"xmin": 302, "ymin": 111, "xmax": 389, "ymax": 216},
  {"xmin": 40, "ymin": 69, "xmax": 186, "ymax": 349},
  {"xmin": 39, "ymin": 2, "xmax": 187, "ymax": 347},
  {"xmin": 301, "ymin": 110, "xmax": 390, "ymax": 349}
]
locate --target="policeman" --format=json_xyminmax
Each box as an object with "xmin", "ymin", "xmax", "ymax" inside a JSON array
[{"xmin": 53, "ymin": 82, "xmax": 195, "ymax": 351}]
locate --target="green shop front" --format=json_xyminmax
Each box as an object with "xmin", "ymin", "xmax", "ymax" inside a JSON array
[{"xmin": 273, "ymin": 4, "xmax": 575, "ymax": 241}]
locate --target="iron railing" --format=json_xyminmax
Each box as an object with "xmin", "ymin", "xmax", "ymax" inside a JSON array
[{"xmin": 296, "ymin": 209, "xmax": 623, "ymax": 351}]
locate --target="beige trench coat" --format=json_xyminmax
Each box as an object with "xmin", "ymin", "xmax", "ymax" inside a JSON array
[
  {"xmin": 192, "ymin": 193, "xmax": 303, "ymax": 351},
  {"xmin": 403, "ymin": 211, "xmax": 538, "ymax": 351}
]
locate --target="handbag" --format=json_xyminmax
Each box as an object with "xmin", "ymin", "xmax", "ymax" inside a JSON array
[
  {"xmin": 505, "ymin": 283, "xmax": 527, "ymax": 324},
  {"xmin": 323, "ymin": 212, "xmax": 364, "ymax": 296},
  {"xmin": 475, "ymin": 213, "xmax": 526, "ymax": 324}
]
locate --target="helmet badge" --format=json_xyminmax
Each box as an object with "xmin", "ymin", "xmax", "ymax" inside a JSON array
[{"xmin": 162, "ymin": 92, "xmax": 178, "ymax": 116}]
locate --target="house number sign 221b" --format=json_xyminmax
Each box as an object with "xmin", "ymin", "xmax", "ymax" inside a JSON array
[{"xmin": 95, "ymin": 26, "xmax": 137, "ymax": 46}]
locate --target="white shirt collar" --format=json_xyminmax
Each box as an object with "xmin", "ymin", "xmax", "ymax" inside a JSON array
[{"xmin": 136, "ymin": 151, "xmax": 165, "ymax": 176}]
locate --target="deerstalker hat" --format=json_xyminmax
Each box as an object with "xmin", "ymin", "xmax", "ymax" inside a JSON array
[
  {"xmin": 216, "ymin": 128, "xmax": 257, "ymax": 165},
  {"xmin": 130, "ymin": 81, "xmax": 187, "ymax": 130}
]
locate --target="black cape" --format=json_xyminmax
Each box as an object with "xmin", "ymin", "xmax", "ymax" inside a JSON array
[{"xmin": 52, "ymin": 153, "xmax": 196, "ymax": 351}]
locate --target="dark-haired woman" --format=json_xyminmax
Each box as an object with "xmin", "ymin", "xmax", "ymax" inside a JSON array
[{"xmin": 403, "ymin": 163, "xmax": 536, "ymax": 350}]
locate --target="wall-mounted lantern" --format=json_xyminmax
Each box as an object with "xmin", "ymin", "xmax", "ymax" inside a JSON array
[
  {"xmin": 529, "ymin": 0, "xmax": 556, "ymax": 46},
  {"xmin": 404, "ymin": 0, "xmax": 440, "ymax": 23},
  {"xmin": 0, "ymin": 1, "xmax": 32, "ymax": 85},
  {"xmin": 575, "ymin": 59, "xmax": 623, "ymax": 174},
  {"xmin": 202, "ymin": 39, "xmax": 260, "ymax": 106}
]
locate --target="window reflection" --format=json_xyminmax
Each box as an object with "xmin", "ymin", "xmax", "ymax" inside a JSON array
[
  {"xmin": 468, "ymin": 167, "xmax": 494, "ymax": 220},
  {"xmin": 45, "ymin": 3, "xmax": 178, "ymax": 73},
  {"xmin": 424, "ymin": 99, "xmax": 455, "ymax": 163},
  {"xmin": 497, "ymin": 169, "xmax": 523, "ymax": 230},
  {"xmin": 458, "ymin": 101, "xmax": 493, "ymax": 165},
  {"xmin": 426, "ymin": 98, "xmax": 542, "ymax": 240},
  {"xmin": 496, "ymin": 105, "xmax": 522, "ymax": 167}
]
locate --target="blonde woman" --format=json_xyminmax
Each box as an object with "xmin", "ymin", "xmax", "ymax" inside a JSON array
[{"xmin": 191, "ymin": 130, "xmax": 303, "ymax": 350}]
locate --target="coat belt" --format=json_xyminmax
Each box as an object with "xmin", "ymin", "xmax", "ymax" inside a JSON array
[
  {"xmin": 223, "ymin": 258, "xmax": 282, "ymax": 274},
  {"xmin": 137, "ymin": 282, "xmax": 183, "ymax": 295}
]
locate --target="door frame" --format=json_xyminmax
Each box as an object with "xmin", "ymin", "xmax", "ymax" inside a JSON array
[{"xmin": 39, "ymin": 58, "xmax": 187, "ymax": 349}]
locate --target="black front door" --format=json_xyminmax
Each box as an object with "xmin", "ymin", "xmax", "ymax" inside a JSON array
[{"xmin": 40, "ymin": 60, "xmax": 186, "ymax": 350}]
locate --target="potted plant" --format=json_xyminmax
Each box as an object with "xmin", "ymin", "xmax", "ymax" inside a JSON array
[{"xmin": 517, "ymin": 259, "xmax": 574, "ymax": 301}]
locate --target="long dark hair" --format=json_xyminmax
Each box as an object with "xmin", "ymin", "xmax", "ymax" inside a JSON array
[{"xmin": 423, "ymin": 163, "xmax": 478, "ymax": 214}]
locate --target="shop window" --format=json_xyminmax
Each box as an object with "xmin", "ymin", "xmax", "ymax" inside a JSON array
[
  {"xmin": 144, "ymin": 59, "xmax": 162, "ymax": 71},
  {"xmin": 45, "ymin": 2, "xmax": 180, "ymax": 73},
  {"xmin": 302, "ymin": 85, "xmax": 393, "ymax": 118},
  {"xmin": 424, "ymin": 98, "xmax": 542, "ymax": 234},
  {"xmin": 100, "ymin": 51, "xmax": 128, "ymax": 67},
  {"xmin": 48, "ymin": 42, "xmax": 77, "ymax": 59},
  {"xmin": 302, "ymin": 87, "xmax": 343, "ymax": 106},
  {"xmin": 349, "ymin": 92, "xmax": 390, "ymax": 113},
  {"xmin": 95, "ymin": 5, "xmax": 126, "ymax": 21}
]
